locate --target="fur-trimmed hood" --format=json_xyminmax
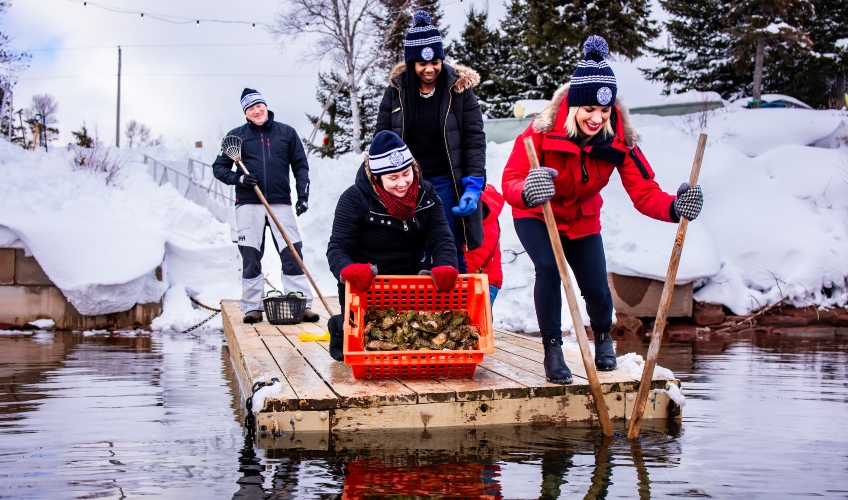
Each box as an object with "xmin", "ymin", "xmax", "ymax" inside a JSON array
[
  {"xmin": 389, "ymin": 62, "xmax": 481, "ymax": 94},
  {"xmin": 531, "ymin": 83, "xmax": 641, "ymax": 148}
]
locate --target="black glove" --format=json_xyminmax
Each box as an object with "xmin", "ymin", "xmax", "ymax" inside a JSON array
[
  {"xmin": 295, "ymin": 199, "xmax": 308, "ymax": 216},
  {"xmin": 236, "ymin": 174, "xmax": 257, "ymax": 188},
  {"xmin": 673, "ymin": 183, "xmax": 703, "ymax": 220}
]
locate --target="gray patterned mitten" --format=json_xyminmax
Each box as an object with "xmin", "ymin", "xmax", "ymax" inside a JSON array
[
  {"xmin": 522, "ymin": 167, "xmax": 558, "ymax": 208},
  {"xmin": 673, "ymin": 183, "xmax": 703, "ymax": 220}
]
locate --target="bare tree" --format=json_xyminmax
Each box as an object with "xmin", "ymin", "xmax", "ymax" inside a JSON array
[
  {"xmin": 25, "ymin": 93, "xmax": 59, "ymax": 143},
  {"xmin": 125, "ymin": 119, "xmax": 151, "ymax": 148},
  {"xmin": 270, "ymin": 0, "xmax": 409, "ymax": 153}
]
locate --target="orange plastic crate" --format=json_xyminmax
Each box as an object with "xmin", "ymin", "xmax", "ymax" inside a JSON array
[{"xmin": 343, "ymin": 274, "xmax": 494, "ymax": 379}]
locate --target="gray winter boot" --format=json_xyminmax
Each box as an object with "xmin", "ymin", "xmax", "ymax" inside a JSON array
[
  {"xmin": 543, "ymin": 339, "xmax": 573, "ymax": 384},
  {"xmin": 594, "ymin": 331, "xmax": 617, "ymax": 371}
]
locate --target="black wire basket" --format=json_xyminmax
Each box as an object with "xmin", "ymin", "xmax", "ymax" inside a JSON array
[{"xmin": 263, "ymin": 291, "xmax": 306, "ymax": 325}]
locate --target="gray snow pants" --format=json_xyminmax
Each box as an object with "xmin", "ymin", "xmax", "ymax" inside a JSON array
[{"xmin": 236, "ymin": 203, "xmax": 313, "ymax": 313}]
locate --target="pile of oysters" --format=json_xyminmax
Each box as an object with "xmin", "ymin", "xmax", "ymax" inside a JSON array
[{"xmin": 362, "ymin": 307, "xmax": 480, "ymax": 351}]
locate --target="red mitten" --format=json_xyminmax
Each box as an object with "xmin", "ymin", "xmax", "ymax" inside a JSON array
[
  {"xmin": 431, "ymin": 266, "xmax": 459, "ymax": 292},
  {"xmin": 340, "ymin": 263, "xmax": 377, "ymax": 293}
]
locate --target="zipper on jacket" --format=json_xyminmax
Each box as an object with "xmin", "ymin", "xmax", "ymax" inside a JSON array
[
  {"xmin": 260, "ymin": 132, "xmax": 267, "ymax": 194},
  {"xmin": 628, "ymin": 149, "xmax": 651, "ymax": 180},
  {"xmin": 391, "ymin": 81, "xmax": 406, "ymax": 140},
  {"xmin": 580, "ymin": 150, "xmax": 589, "ymax": 184},
  {"xmin": 442, "ymin": 87, "xmax": 470, "ymax": 246},
  {"xmin": 403, "ymin": 220, "xmax": 408, "ymax": 231}
]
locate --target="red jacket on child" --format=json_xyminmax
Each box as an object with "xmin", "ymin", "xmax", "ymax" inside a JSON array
[{"xmin": 465, "ymin": 184, "xmax": 504, "ymax": 288}]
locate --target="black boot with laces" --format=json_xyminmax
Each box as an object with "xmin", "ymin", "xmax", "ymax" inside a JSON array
[
  {"xmin": 543, "ymin": 338, "xmax": 573, "ymax": 384},
  {"xmin": 594, "ymin": 331, "xmax": 617, "ymax": 371}
]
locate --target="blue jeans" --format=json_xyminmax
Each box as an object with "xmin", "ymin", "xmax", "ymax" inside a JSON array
[
  {"xmin": 426, "ymin": 174, "xmax": 467, "ymax": 273},
  {"xmin": 514, "ymin": 217, "xmax": 613, "ymax": 343},
  {"xmin": 489, "ymin": 285, "xmax": 499, "ymax": 307}
]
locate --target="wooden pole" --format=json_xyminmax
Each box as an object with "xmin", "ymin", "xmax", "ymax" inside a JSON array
[
  {"xmin": 234, "ymin": 160, "xmax": 335, "ymax": 317},
  {"xmin": 116, "ymin": 46, "xmax": 122, "ymax": 147},
  {"xmin": 522, "ymin": 136, "xmax": 613, "ymax": 437},
  {"xmin": 627, "ymin": 133, "xmax": 707, "ymax": 440}
]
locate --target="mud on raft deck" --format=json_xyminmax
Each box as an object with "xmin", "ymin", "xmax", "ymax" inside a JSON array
[{"xmin": 221, "ymin": 299, "xmax": 681, "ymax": 448}]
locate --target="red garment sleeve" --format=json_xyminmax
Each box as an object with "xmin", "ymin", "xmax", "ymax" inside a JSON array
[
  {"xmin": 618, "ymin": 146, "xmax": 676, "ymax": 223},
  {"xmin": 501, "ymin": 126, "xmax": 542, "ymax": 211}
]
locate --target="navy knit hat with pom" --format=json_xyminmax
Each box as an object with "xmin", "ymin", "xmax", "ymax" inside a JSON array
[
  {"xmin": 369, "ymin": 130, "xmax": 414, "ymax": 175},
  {"xmin": 567, "ymin": 35, "xmax": 617, "ymax": 107},
  {"xmin": 404, "ymin": 11, "xmax": 445, "ymax": 64}
]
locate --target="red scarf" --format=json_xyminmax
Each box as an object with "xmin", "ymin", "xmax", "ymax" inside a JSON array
[{"xmin": 373, "ymin": 169, "xmax": 420, "ymax": 221}]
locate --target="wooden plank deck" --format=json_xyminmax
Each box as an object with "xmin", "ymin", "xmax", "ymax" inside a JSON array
[{"xmin": 221, "ymin": 298, "xmax": 679, "ymax": 448}]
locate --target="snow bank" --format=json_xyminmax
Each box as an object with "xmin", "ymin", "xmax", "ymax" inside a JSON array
[
  {"xmin": 660, "ymin": 90, "xmax": 724, "ymax": 105},
  {"xmin": 0, "ymin": 141, "xmax": 241, "ymax": 323},
  {"xmin": 2, "ymin": 104, "xmax": 846, "ymax": 332},
  {"xmin": 490, "ymin": 106, "xmax": 848, "ymax": 330}
]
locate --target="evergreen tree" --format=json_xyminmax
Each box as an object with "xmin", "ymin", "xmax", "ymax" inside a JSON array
[
  {"xmin": 790, "ymin": 0, "xmax": 848, "ymax": 108},
  {"xmin": 308, "ymin": 71, "xmax": 383, "ymax": 157},
  {"xmin": 640, "ymin": 0, "xmax": 738, "ymax": 97},
  {"xmin": 725, "ymin": 0, "xmax": 811, "ymax": 107},
  {"xmin": 71, "ymin": 123, "xmax": 94, "ymax": 148},
  {"xmin": 447, "ymin": 6, "xmax": 514, "ymax": 117},
  {"xmin": 451, "ymin": 0, "xmax": 658, "ymax": 117},
  {"xmin": 642, "ymin": 0, "xmax": 847, "ymax": 108}
]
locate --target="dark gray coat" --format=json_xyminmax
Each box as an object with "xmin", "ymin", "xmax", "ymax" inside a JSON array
[{"xmin": 375, "ymin": 62, "xmax": 486, "ymax": 250}]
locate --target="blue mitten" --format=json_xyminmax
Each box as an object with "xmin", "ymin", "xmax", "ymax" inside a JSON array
[{"xmin": 452, "ymin": 176, "xmax": 485, "ymax": 216}]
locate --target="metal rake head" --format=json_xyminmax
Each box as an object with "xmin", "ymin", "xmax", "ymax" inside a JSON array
[{"xmin": 221, "ymin": 135, "xmax": 243, "ymax": 162}]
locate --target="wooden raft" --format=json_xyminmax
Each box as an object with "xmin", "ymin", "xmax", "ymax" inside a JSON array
[{"xmin": 221, "ymin": 299, "xmax": 680, "ymax": 447}]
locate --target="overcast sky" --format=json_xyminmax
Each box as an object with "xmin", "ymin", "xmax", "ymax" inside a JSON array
[{"xmin": 5, "ymin": 0, "xmax": 668, "ymax": 150}]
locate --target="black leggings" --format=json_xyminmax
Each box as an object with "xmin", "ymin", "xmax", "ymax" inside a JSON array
[{"xmin": 514, "ymin": 217, "xmax": 613, "ymax": 342}]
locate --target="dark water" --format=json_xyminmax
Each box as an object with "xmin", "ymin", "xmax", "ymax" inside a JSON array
[{"xmin": 1, "ymin": 328, "xmax": 847, "ymax": 499}]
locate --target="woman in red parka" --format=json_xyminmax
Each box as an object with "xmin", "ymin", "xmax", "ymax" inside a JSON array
[
  {"xmin": 501, "ymin": 35, "xmax": 704, "ymax": 384},
  {"xmin": 464, "ymin": 184, "xmax": 504, "ymax": 306}
]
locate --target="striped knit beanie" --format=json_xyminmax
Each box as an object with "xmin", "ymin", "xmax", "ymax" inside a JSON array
[
  {"xmin": 567, "ymin": 36, "xmax": 617, "ymax": 107},
  {"xmin": 404, "ymin": 11, "xmax": 445, "ymax": 64},
  {"xmin": 369, "ymin": 131, "xmax": 414, "ymax": 175},
  {"xmin": 240, "ymin": 88, "xmax": 266, "ymax": 113}
]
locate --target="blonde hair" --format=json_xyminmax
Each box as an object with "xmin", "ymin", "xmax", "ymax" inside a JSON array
[{"xmin": 565, "ymin": 106, "xmax": 614, "ymax": 140}]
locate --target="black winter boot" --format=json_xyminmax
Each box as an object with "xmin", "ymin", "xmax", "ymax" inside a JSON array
[
  {"xmin": 243, "ymin": 310, "xmax": 263, "ymax": 324},
  {"xmin": 543, "ymin": 339, "xmax": 573, "ymax": 384},
  {"xmin": 594, "ymin": 331, "xmax": 617, "ymax": 371},
  {"xmin": 327, "ymin": 315, "xmax": 344, "ymax": 362}
]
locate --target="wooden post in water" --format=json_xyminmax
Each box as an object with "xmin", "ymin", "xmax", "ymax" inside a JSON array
[
  {"xmin": 523, "ymin": 136, "xmax": 613, "ymax": 437},
  {"xmin": 627, "ymin": 133, "xmax": 707, "ymax": 440}
]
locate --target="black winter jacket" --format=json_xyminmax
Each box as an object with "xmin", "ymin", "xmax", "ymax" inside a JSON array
[
  {"xmin": 326, "ymin": 163, "xmax": 458, "ymax": 281},
  {"xmin": 375, "ymin": 63, "xmax": 486, "ymax": 250},
  {"xmin": 212, "ymin": 111, "xmax": 309, "ymax": 206}
]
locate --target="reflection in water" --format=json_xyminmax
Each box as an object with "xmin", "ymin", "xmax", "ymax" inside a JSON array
[{"xmin": 1, "ymin": 327, "xmax": 847, "ymax": 498}]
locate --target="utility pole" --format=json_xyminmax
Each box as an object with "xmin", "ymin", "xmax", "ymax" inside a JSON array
[
  {"xmin": 116, "ymin": 46, "xmax": 122, "ymax": 147},
  {"xmin": 0, "ymin": 84, "xmax": 8, "ymax": 142}
]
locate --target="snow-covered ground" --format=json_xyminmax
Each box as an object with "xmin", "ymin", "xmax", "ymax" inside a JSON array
[{"xmin": 1, "ymin": 105, "xmax": 847, "ymax": 334}]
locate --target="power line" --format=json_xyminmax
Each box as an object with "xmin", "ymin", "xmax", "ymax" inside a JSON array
[
  {"xmin": 18, "ymin": 73, "xmax": 315, "ymax": 81},
  {"xmin": 28, "ymin": 43, "xmax": 279, "ymax": 52},
  {"xmin": 69, "ymin": 0, "xmax": 270, "ymax": 28}
]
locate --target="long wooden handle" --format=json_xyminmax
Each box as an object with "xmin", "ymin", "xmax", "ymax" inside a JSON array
[
  {"xmin": 523, "ymin": 137, "xmax": 613, "ymax": 437},
  {"xmin": 627, "ymin": 133, "xmax": 707, "ymax": 440},
  {"xmin": 236, "ymin": 161, "xmax": 335, "ymax": 317}
]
